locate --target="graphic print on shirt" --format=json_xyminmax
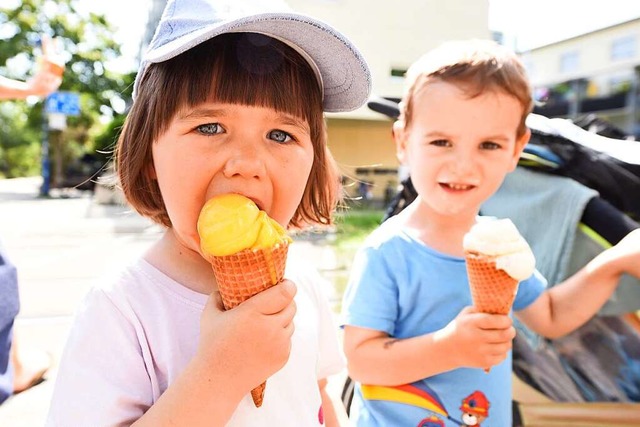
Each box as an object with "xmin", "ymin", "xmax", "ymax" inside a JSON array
[
  {"xmin": 417, "ymin": 415, "xmax": 445, "ymax": 427},
  {"xmin": 361, "ymin": 382, "xmax": 491, "ymax": 426},
  {"xmin": 459, "ymin": 391, "xmax": 489, "ymax": 426}
]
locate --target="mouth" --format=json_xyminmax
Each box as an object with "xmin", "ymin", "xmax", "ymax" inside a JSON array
[
  {"xmin": 440, "ymin": 182, "xmax": 476, "ymax": 191},
  {"xmin": 228, "ymin": 192, "xmax": 265, "ymax": 211}
]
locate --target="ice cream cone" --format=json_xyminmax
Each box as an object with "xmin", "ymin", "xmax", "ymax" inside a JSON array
[
  {"xmin": 465, "ymin": 251, "xmax": 519, "ymax": 373},
  {"xmin": 465, "ymin": 251, "xmax": 519, "ymax": 315},
  {"xmin": 206, "ymin": 241, "xmax": 289, "ymax": 407},
  {"xmin": 463, "ymin": 218, "xmax": 535, "ymax": 373}
]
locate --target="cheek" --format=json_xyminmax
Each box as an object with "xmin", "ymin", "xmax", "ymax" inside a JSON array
[{"xmin": 272, "ymin": 149, "xmax": 314, "ymax": 222}]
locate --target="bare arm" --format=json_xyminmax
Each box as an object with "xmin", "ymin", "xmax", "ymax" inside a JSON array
[
  {"xmin": 133, "ymin": 281, "xmax": 297, "ymax": 426},
  {"xmin": 0, "ymin": 68, "xmax": 62, "ymax": 100},
  {"xmin": 517, "ymin": 229, "xmax": 640, "ymax": 338},
  {"xmin": 131, "ymin": 356, "xmax": 245, "ymax": 426},
  {"xmin": 319, "ymin": 378, "xmax": 348, "ymax": 427},
  {"xmin": 343, "ymin": 306, "xmax": 515, "ymax": 385},
  {"xmin": 0, "ymin": 37, "xmax": 63, "ymax": 100}
]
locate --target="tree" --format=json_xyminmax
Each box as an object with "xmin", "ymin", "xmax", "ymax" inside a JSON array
[{"xmin": 0, "ymin": 0, "xmax": 134, "ymax": 184}]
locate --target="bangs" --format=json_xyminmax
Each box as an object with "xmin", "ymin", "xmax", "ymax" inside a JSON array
[{"xmin": 153, "ymin": 33, "xmax": 322, "ymax": 126}]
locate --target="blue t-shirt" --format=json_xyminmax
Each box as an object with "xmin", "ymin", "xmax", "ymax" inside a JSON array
[{"xmin": 341, "ymin": 216, "xmax": 546, "ymax": 427}]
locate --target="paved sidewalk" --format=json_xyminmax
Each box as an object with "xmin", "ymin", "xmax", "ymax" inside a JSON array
[{"xmin": 0, "ymin": 177, "xmax": 347, "ymax": 426}]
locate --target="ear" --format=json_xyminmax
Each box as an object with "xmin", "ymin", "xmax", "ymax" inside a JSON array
[
  {"xmin": 393, "ymin": 120, "xmax": 409, "ymax": 165},
  {"xmin": 509, "ymin": 128, "xmax": 531, "ymax": 171}
]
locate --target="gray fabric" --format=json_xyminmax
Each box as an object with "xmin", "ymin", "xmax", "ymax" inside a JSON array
[
  {"xmin": 0, "ymin": 244, "xmax": 18, "ymax": 404},
  {"xmin": 567, "ymin": 226, "xmax": 640, "ymax": 315},
  {"xmin": 0, "ymin": 248, "xmax": 19, "ymax": 329},
  {"xmin": 135, "ymin": 0, "xmax": 371, "ymax": 112},
  {"xmin": 482, "ymin": 167, "xmax": 598, "ymax": 286}
]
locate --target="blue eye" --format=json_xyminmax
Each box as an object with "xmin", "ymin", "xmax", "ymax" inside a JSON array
[
  {"xmin": 196, "ymin": 123, "xmax": 224, "ymax": 135},
  {"xmin": 268, "ymin": 129, "xmax": 293, "ymax": 143}
]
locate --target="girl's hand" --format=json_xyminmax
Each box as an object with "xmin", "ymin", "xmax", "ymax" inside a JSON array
[
  {"xmin": 435, "ymin": 306, "xmax": 515, "ymax": 370},
  {"xmin": 197, "ymin": 280, "xmax": 297, "ymax": 399}
]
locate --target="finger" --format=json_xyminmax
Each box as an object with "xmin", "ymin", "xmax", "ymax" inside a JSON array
[
  {"xmin": 484, "ymin": 325, "xmax": 516, "ymax": 344},
  {"xmin": 477, "ymin": 313, "xmax": 512, "ymax": 330},
  {"xmin": 285, "ymin": 320, "xmax": 295, "ymax": 339},
  {"xmin": 459, "ymin": 305, "xmax": 478, "ymax": 315},
  {"xmin": 41, "ymin": 35, "xmax": 51, "ymax": 57},
  {"xmin": 205, "ymin": 291, "xmax": 226, "ymax": 312},
  {"xmin": 277, "ymin": 299, "xmax": 297, "ymax": 327},
  {"xmin": 250, "ymin": 280, "xmax": 297, "ymax": 315}
]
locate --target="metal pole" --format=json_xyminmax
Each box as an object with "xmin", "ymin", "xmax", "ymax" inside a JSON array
[{"xmin": 40, "ymin": 109, "xmax": 50, "ymax": 197}]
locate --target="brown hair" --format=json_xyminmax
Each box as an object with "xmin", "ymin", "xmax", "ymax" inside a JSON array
[
  {"xmin": 116, "ymin": 33, "xmax": 337, "ymax": 228},
  {"xmin": 400, "ymin": 39, "xmax": 533, "ymax": 137}
]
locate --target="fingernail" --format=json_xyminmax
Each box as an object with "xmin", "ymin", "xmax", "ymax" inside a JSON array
[{"xmin": 283, "ymin": 280, "xmax": 296, "ymax": 294}]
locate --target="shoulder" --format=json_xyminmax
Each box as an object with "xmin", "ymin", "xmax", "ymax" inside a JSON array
[
  {"xmin": 360, "ymin": 215, "xmax": 410, "ymax": 251},
  {"xmin": 285, "ymin": 246, "xmax": 335, "ymax": 306},
  {"xmin": 79, "ymin": 258, "xmax": 206, "ymax": 324},
  {"xmin": 89, "ymin": 259, "xmax": 158, "ymax": 307}
]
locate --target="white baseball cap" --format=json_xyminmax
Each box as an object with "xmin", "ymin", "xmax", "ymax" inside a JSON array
[{"xmin": 134, "ymin": 0, "xmax": 371, "ymax": 112}]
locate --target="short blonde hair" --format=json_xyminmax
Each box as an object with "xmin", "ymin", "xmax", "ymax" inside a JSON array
[
  {"xmin": 401, "ymin": 39, "xmax": 533, "ymax": 137},
  {"xmin": 116, "ymin": 33, "xmax": 338, "ymax": 228}
]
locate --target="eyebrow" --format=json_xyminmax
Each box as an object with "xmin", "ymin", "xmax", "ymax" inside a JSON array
[
  {"xmin": 178, "ymin": 107, "xmax": 227, "ymax": 121},
  {"xmin": 178, "ymin": 108, "xmax": 309, "ymax": 132},
  {"xmin": 276, "ymin": 114, "xmax": 310, "ymax": 133}
]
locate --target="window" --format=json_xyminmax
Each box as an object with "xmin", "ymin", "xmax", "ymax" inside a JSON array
[
  {"xmin": 611, "ymin": 35, "xmax": 636, "ymax": 61},
  {"xmin": 559, "ymin": 50, "xmax": 579, "ymax": 74}
]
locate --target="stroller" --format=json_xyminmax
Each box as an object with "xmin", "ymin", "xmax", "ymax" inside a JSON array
[{"xmin": 340, "ymin": 97, "xmax": 640, "ymax": 426}]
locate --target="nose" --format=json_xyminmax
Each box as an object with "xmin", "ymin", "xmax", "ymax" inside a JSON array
[
  {"xmin": 449, "ymin": 146, "xmax": 476, "ymax": 176},
  {"xmin": 222, "ymin": 139, "xmax": 267, "ymax": 180}
]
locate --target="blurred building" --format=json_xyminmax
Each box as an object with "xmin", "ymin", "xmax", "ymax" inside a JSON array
[
  {"xmin": 142, "ymin": 0, "xmax": 491, "ymax": 201},
  {"xmin": 520, "ymin": 17, "xmax": 640, "ymax": 139}
]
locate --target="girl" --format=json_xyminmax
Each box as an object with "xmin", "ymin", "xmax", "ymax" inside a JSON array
[{"xmin": 46, "ymin": 1, "xmax": 370, "ymax": 425}]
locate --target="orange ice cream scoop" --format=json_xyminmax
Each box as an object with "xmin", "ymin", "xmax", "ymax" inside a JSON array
[
  {"xmin": 197, "ymin": 193, "xmax": 292, "ymax": 407},
  {"xmin": 198, "ymin": 193, "xmax": 290, "ymax": 257}
]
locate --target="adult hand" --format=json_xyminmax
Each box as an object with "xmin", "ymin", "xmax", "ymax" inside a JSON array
[{"xmin": 26, "ymin": 36, "xmax": 64, "ymax": 97}]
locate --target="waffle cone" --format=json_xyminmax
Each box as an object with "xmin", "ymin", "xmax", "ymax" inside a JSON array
[
  {"xmin": 465, "ymin": 251, "xmax": 519, "ymax": 315},
  {"xmin": 206, "ymin": 241, "xmax": 289, "ymax": 407}
]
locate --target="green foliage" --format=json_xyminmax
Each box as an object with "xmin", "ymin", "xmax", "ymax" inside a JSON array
[
  {"xmin": 0, "ymin": 0, "xmax": 134, "ymax": 183},
  {"xmin": 333, "ymin": 209, "xmax": 385, "ymax": 250},
  {"xmin": 0, "ymin": 102, "xmax": 41, "ymax": 177}
]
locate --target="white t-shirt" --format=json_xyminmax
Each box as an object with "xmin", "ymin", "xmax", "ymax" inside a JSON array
[{"xmin": 46, "ymin": 251, "xmax": 344, "ymax": 426}]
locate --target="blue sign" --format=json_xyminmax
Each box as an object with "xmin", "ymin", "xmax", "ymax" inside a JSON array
[{"xmin": 45, "ymin": 91, "xmax": 80, "ymax": 116}]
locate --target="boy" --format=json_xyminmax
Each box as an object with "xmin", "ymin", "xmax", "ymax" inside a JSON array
[{"xmin": 341, "ymin": 39, "xmax": 640, "ymax": 426}]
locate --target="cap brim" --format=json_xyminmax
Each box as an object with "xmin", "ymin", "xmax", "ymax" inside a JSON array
[{"xmin": 138, "ymin": 13, "xmax": 371, "ymax": 112}]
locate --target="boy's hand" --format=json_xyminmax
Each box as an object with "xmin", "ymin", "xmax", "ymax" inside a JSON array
[
  {"xmin": 197, "ymin": 280, "xmax": 297, "ymax": 399},
  {"xmin": 436, "ymin": 306, "xmax": 515, "ymax": 370},
  {"xmin": 600, "ymin": 228, "xmax": 640, "ymax": 278}
]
